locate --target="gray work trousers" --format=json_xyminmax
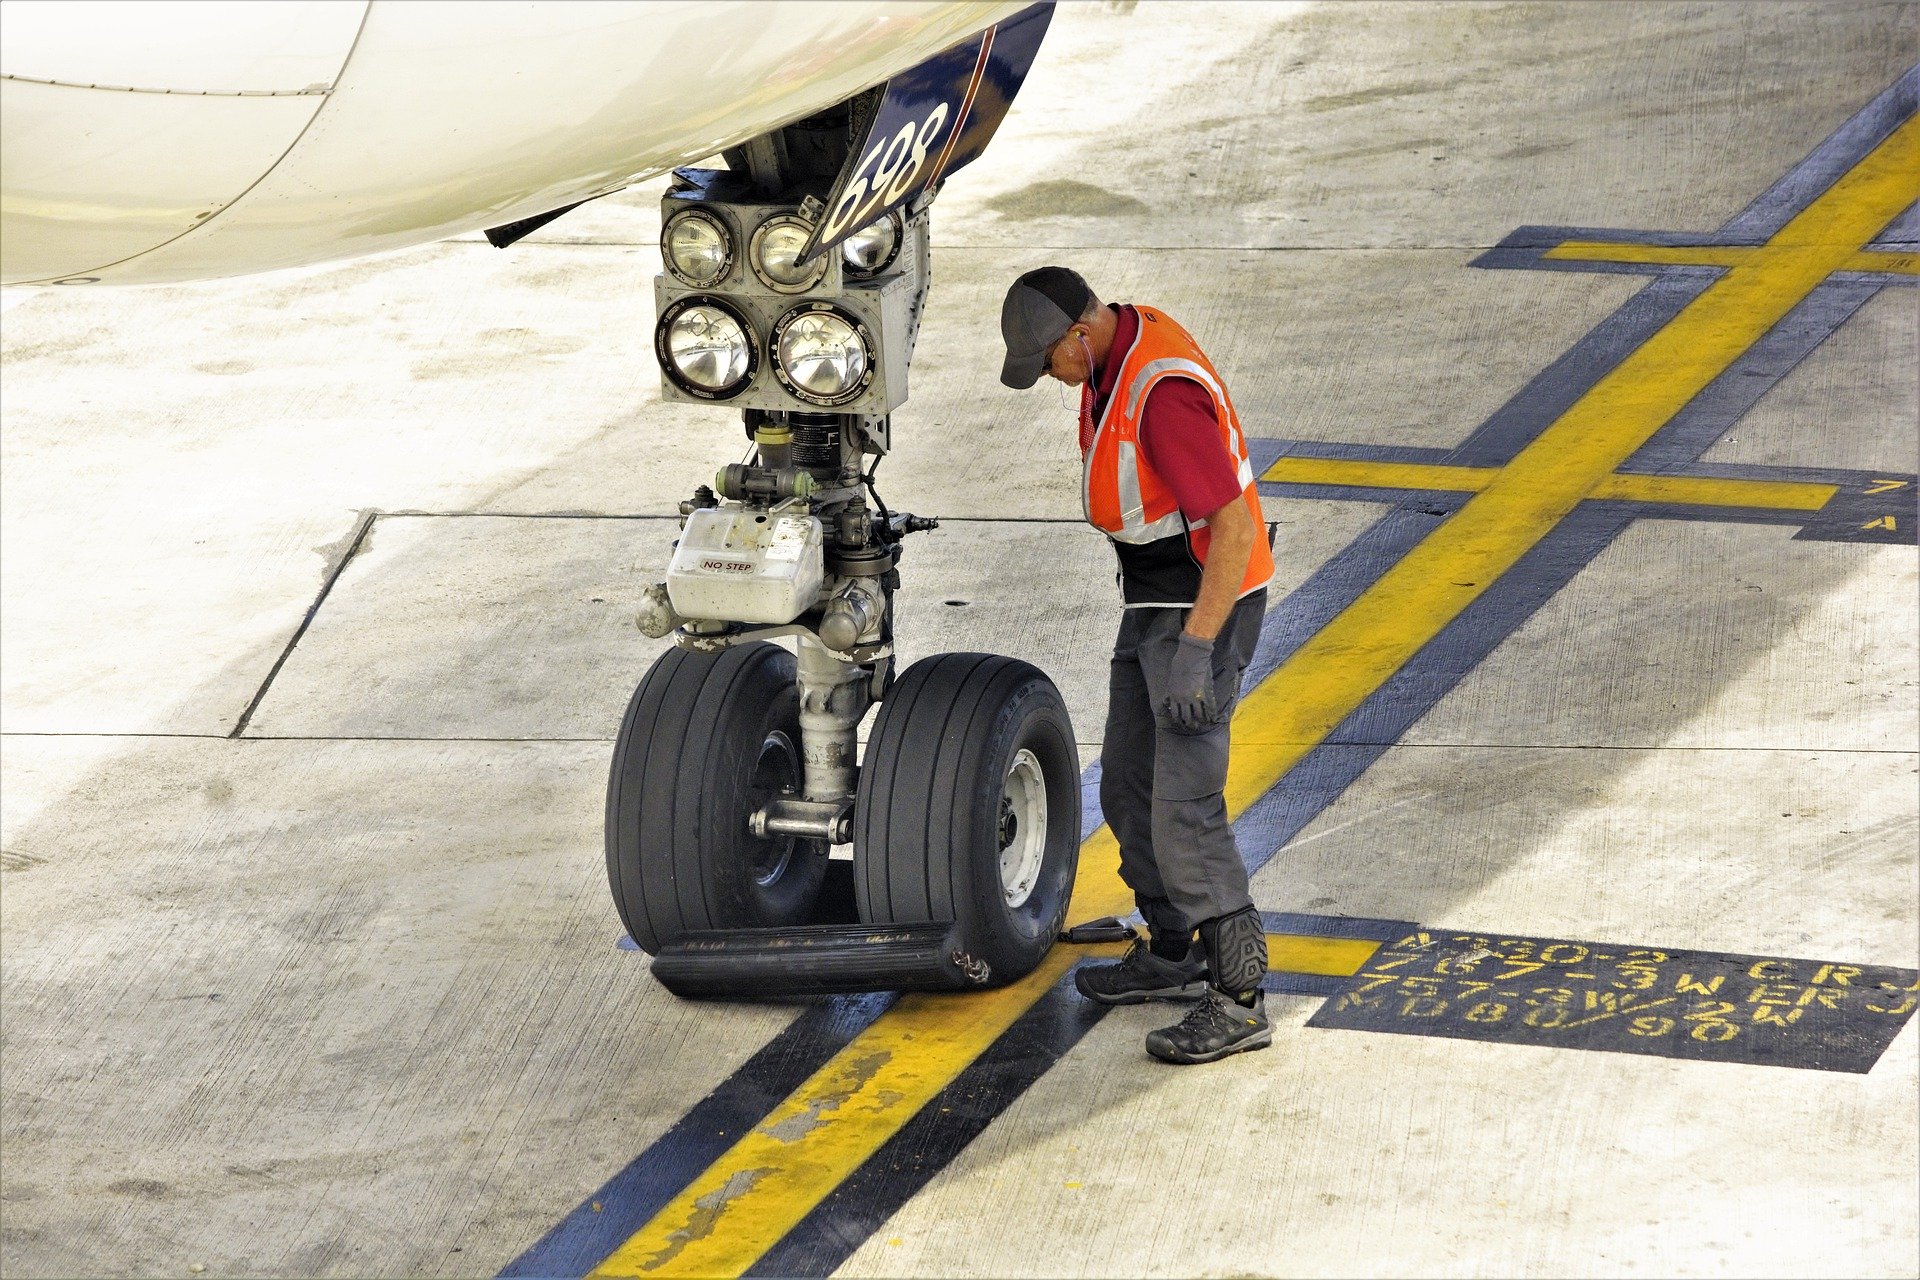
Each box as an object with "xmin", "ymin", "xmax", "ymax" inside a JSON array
[{"xmin": 1099, "ymin": 592, "xmax": 1266, "ymax": 942}]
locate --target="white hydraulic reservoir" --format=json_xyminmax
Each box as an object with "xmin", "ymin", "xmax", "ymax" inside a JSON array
[{"xmin": 666, "ymin": 506, "xmax": 825, "ymax": 625}]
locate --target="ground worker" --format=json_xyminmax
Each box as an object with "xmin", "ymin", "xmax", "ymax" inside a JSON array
[{"xmin": 999, "ymin": 266, "xmax": 1275, "ymax": 1064}]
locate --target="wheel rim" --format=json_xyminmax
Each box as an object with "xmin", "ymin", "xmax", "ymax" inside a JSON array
[
  {"xmin": 998, "ymin": 748, "xmax": 1049, "ymax": 908},
  {"xmin": 748, "ymin": 730, "xmax": 800, "ymax": 887}
]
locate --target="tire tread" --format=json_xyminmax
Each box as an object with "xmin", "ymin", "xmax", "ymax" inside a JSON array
[
  {"xmin": 854, "ymin": 652, "xmax": 1078, "ymax": 984},
  {"xmin": 606, "ymin": 642, "xmax": 813, "ymax": 953}
]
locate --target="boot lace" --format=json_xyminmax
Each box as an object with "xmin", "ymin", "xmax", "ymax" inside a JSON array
[{"xmin": 1172, "ymin": 991, "xmax": 1238, "ymax": 1035}]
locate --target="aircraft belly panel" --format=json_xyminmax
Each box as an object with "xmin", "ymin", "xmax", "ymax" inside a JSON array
[
  {"xmin": 1, "ymin": 0, "xmax": 1025, "ymax": 285},
  {"xmin": 0, "ymin": 79, "xmax": 327, "ymax": 284},
  {"xmin": 0, "ymin": 0, "xmax": 366, "ymax": 95}
]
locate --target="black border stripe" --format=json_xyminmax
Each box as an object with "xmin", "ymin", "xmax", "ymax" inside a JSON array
[
  {"xmin": 497, "ymin": 993, "xmax": 895, "ymax": 1278},
  {"xmin": 744, "ymin": 972, "xmax": 1107, "ymax": 1278}
]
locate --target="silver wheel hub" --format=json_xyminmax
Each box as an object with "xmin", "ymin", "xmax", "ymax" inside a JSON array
[
  {"xmin": 749, "ymin": 730, "xmax": 799, "ymax": 887},
  {"xmin": 998, "ymin": 748, "xmax": 1048, "ymax": 908}
]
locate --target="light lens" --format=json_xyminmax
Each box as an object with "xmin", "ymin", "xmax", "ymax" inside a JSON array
[
  {"xmin": 656, "ymin": 297, "xmax": 756, "ymax": 399},
  {"xmin": 773, "ymin": 305, "xmax": 871, "ymax": 406},
  {"xmin": 841, "ymin": 213, "xmax": 901, "ymax": 278},
  {"xmin": 751, "ymin": 215, "xmax": 827, "ymax": 293},
  {"xmin": 662, "ymin": 209, "xmax": 731, "ymax": 287}
]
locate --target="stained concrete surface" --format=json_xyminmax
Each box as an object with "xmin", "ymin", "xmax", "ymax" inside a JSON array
[
  {"xmin": 1405, "ymin": 523, "xmax": 1918, "ymax": 751},
  {"xmin": 241, "ymin": 504, "xmax": 1376, "ymax": 745},
  {"xmin": 3, "ymin": 2, "xmax": 1917, "ymax": 1278},
  {"xmin": 1702, "ymin": 287, "xmax": 1919, "ymax": 473}
]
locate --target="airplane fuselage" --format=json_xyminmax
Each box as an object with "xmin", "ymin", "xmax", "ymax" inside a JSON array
[{"xmin": 0, "ymin": 0, "xmax": 1024, "ymax": 285}]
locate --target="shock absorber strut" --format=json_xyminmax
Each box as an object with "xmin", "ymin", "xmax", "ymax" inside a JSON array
[
  {"xmin": 788, "ymin": 412, "xmax": 879, "ymax": 808},
  {"xmin": 794, "ymin": 632, "xmax": 867, "ymax": 802},
  {"xmin": 788, "ymin": 413, "xmax": 842, "ymax": 471}
]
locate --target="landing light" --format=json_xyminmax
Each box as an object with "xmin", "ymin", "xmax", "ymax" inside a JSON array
[
  {"xmin": 771, "ymin": 303, "xmax": 872, "ymax": 407},
  {"xmin": 662, "ymin": 208, "xmax": 733, "ymax": 288},
  {"xmin": 750, "ymin": 215, "xmax": 828, "ymax": 293},
  {"xmin": 841, "ymin": 212, "xmax": 902, "ymax": 278},
  {"xmin": 657, "ymin": 296, "xmax": 757, "ymax": 400}
]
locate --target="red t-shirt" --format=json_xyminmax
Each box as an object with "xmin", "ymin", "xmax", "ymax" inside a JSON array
[{"xmin": 1090, "ymin": 305, "xmax": 1244, "ymax": 522}]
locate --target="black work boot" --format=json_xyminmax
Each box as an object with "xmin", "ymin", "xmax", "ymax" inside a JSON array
[
  {"xmin": 1145, "ymin": 906, "xmax": 1272, "ymax": 1064},
  {"xmin": 1074, "ymin": 937, "xmax": 1208, "ymax": 1004},
  {"xmin": 1145, "ymin": 989, "xmax": 1271, "ymax": 1064}
]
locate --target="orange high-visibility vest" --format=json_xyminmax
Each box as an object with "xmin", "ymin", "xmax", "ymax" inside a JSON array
[{"xmin": 1082, "ymin": 306, "xmax": 1274, "ymax": 601}]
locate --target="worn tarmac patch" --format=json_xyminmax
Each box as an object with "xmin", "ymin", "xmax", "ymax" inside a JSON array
[{"xmin": 1309, "ymin": 929, "xmax": 1920, "ymax": 1073}]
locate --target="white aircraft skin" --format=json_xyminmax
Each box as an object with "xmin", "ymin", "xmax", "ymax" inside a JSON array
[{"xmin": 0, "ymin": 0, "xmax": 1025, "ymax": 286}]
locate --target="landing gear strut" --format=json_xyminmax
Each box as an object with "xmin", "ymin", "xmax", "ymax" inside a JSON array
[
  {"xmin": 605, "ymin": 95, "xmax": 1079, "ymax": 997},
  {"xmin": 607, "ymin": 417, "xmax": 1080, "ymax": 997}
]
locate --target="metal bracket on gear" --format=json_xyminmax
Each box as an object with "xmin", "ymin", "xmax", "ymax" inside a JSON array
[
  {"xmin": 674, "ymin": 619, "xmax": 894, "ymax": 666},
  {"xmin": 1059, "ymin": 916, "xmax": 1139, "ymax": 945}
]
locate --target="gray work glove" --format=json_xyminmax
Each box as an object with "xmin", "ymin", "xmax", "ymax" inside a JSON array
[{"xmin": 1162, "ymin": 631, "xmax": 1219, "ymax": 734}]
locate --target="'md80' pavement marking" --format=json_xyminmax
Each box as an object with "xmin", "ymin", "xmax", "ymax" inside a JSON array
[{"xmin": 1310, "ymin": 932, "xmax": 1920, "ymax": 1073}]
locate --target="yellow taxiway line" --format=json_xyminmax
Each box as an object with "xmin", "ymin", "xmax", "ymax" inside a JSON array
[
  {"xmin": 1259, "ymin": 457, "xmax": 1839, "ymax": 512},
  {"xmin": 1546, "ymin": 240, "xmax": 1920, "ymax": 276},
  {"xmin": 588, "ymin": 111, "xmax": 1918, "ymax": 1280}
]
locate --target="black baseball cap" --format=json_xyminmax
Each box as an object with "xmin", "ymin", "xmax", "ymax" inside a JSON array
[{"xmin": 1000, "ymin": 266, "xmax": 1094, "ymax": 389}]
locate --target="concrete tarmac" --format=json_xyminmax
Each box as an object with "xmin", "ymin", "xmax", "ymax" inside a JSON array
[{"xmin": 3, "ymin": 3, "xmax": 1916, "ymax": 1277}]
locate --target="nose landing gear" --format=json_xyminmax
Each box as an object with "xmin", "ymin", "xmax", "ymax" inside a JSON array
[
  {"xmin": 604, "ymin": 409, "xmax": 1082, "ymax": 998},
  {"xmin": 610, "ymin": 96, "xmax": 1079, "ymax": 998},
  {"xmin": 610, "ymin": 641, "xmax": 1080, "ymax": 998}
]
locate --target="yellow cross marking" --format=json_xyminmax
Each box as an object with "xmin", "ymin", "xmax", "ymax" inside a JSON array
[
  {"xmin": 588, "ymin": 112, "xmax": 1919, "ymax": 1279},
  {"xmin": 1546, "ymin": 239, "xmax": 1920, "ymax": 275},
  {"xmin": 1261, "ymin": 456, "xmax": 1839, "ymax": 511}
]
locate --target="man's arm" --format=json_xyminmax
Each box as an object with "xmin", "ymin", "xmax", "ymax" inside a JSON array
[
  {"xmin": 1131, "ymin": 377, "xmax": 1254, "ymax": 641},
  {"xmin": 1182, "ymin": 493, "xmax": 1256, "ymax": 642}
]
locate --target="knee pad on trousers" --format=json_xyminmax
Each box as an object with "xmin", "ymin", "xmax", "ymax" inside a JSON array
[{"xmin": 1200, "ymin": 906, "xmax": 1267, "ymax": 998}]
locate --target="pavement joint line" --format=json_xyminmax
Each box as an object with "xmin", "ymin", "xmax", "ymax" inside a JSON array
[
  {"xmin": 1260, "ymin": 457, "xmax": 1841, "ymax": 511},
  {"xmin": 572, "ymin": 82, "xmax": 1920, "ymax": 1280},
  {"xmin": 1254, "ymin": 463, "xmax": 1916, "ymax": 542},
  {"xmin": 6, "ymin": 733, "xmax": 1911, "ymax": 758},
  {"xmin": 228, "ymin": 508, "xmax": 378, "ymax": 740},
  {"xmin": 376, "ymin": 512, "xmax": 1091, "ymax": 524},
  {"xmin": 1547, "ymin": 239, "xmax": 1920, "ymax": 276},
  {"xmin": 465, "ymin": 240, "xmax": 1544, "ymax": 253},
  {"xmin": 211, "ymin": 505, "xmax": 1102, "ymax": 745}
]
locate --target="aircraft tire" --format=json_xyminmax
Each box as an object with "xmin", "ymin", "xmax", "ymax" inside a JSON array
[
  {"xmin": 606, "ymin": 641, "xmax": 826, "ymax": 955},
  {"xmin": 853, "ymin": 652, "xmax": 1079, "ymax": 986}
]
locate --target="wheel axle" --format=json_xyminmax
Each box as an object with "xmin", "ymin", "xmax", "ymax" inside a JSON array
[{"xmin": 749, "ymin": 796, "xmax": 853, "ymax": 844}]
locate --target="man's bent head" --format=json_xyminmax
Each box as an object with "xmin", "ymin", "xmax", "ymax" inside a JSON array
[{"xmin": 999, "ymin": 266, "xmax": 1099, "ymax": 388}]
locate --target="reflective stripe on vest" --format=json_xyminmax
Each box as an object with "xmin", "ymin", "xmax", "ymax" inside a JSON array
[
  {"xmin": 1081, "ymin": 306, "xmax": 1276, "ymax": 600},
  {"xmin": 1124, "ymin": 357, "xmax": 1255, "ymax": 492},
  {"xmin": 1092, "ymin": 358, "xmax": 1253, "ymax": 545},
  {"xmin": 1113, "ymin": 439, "xmax": 1186, "ymax": 542}
]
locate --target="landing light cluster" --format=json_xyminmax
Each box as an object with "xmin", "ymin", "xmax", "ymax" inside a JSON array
[{"xmin": 656, "ymin": 201, "xmax": 902, "ymax": 408}]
